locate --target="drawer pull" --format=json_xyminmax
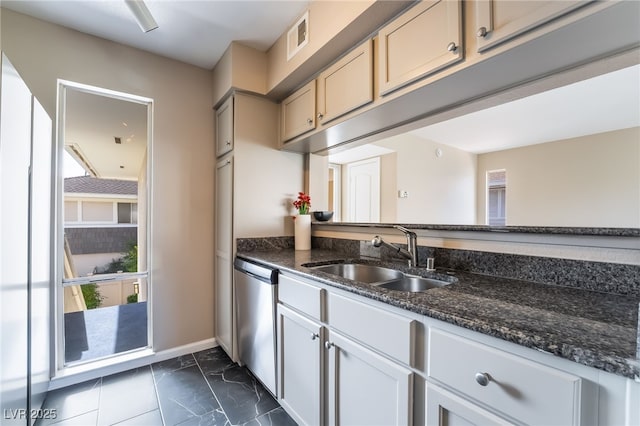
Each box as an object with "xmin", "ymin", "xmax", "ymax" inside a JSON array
[
  {"xmin": 475, "ymin": 372, "xmax": 490, "ymax": 386},
  {"xmin": 325, "ymin": 341, "xmax": 335, "ymax": 350},
  {"xmin": 311, "ymin": 333, "xmax": 319, "ymax": 340}
]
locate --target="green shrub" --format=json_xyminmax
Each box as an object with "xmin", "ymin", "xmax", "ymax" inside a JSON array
[
  {"xmin": 82, "ymin": 284, "xmax": 104, "ymax": 309},
  {"xmin": 126, "ymin": 293, "xmax": 138, "ymax": 304},
  {"xmin": 103, "ymin": 241, "xmax": 138, "ymax": 273}
]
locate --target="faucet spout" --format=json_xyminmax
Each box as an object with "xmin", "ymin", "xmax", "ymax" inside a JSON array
[{"xmin": 371, "ymin": 226, "xmax": 419, "ymax": 267}]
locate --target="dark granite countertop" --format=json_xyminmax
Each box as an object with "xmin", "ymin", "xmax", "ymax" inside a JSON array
[
  {"xmin": 313, "ymin": 222, "xmax": 640, "ymax": 237},
  {"xmin": 237, "ymin": 248, "xmax": 640, "ymax": 379}
]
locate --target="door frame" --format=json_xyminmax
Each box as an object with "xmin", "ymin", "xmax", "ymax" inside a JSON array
[{"xmin": 54, "ymin": 80, "xmax": 154, "ymax": 374}]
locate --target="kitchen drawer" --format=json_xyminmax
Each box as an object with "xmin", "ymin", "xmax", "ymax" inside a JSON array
[
  {"xmin": 428, "ymin": 328, "xmax": 582, "ymax": 425},
  {"xmin": 278, "ymin": 274, "xmax": 325, "ymax": 321},
  {"xmin": 328, "ymin": 292, "xmax": 415, "ymax": 366}
]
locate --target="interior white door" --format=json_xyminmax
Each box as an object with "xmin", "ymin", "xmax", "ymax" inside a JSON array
[{"xmin": 346, "ymin": 157, "xmax": 380, "ymax": 222}]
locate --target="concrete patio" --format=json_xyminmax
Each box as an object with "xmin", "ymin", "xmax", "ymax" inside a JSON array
[{"xmin": 64, "ymin": 301, "xmax": 148, "ymax": 363}]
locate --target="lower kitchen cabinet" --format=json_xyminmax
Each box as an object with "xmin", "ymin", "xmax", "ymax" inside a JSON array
[
  {"xmin": 426, "ymin": 384, "xmax": 512, "ymax": 426},
  {"xmin": 277, "ymin": 304, "xmax": 324, "ymax": 426},
  {"xmin": 326, "ymin": 330, "xmax": 414, "ymax": 426},
  {"xmin": 277, "ymin": 273, "xmax": 414, "ymax": 426},
  {"xmin": 274, "ymin": 271, "xmax": 637, "ymax": 426}
]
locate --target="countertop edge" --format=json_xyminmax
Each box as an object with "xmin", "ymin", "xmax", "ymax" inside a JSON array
[{"xmin": 236, "ymin": 250, "xmax": 640, "ymax": 380}]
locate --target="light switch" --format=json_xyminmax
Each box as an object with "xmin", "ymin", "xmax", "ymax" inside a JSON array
[{"xmin": 398, "ymin": 190, "xmax": 408, "ymax": 198}]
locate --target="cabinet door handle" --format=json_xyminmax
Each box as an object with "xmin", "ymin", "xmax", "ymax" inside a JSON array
[
  {"xmin": 317, "ymin": 113, "xmax": 324, "ymax": 121},
  {"xmin": 225, "ymin": 140, "xmax": 231, "ymax": 146},
  {"xmin": 477, "ymin": 26, "xmax": 488, "ymax": 38},
  {"xmin": 311, "ymin": 333, "xmax": 319, "ymax": 340},
  {"xmin": 447, "ymin": 42, "xmax": 458, "ymax": 53},
  {"xmin": 475, "ymin": 372, "xmax": 490, "ymax": 386},
  {"xmin": 306, "ymin": 118, "xmax": 313, "ymax": 125},
  {"xmin": 324, "ymin": 341, "xmax": 334, "ymax": 350}
]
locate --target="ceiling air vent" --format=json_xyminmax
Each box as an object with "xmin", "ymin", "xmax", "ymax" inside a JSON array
[
  {"xmin": 287, "ymin": 11, "xmax": 309, "ymax": 61},
  {"xmin": 114, "ymin": 137, "xmax": 122, "ymax": 144}
]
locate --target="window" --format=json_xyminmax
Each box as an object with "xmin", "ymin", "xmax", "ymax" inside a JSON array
[
  {"xmin": 117, "ymin": 202, "xmax": 137, "ymax": 224},
  {"xmin": 487, "ymin": 170, "xmax": 506, "ymax": 226}
]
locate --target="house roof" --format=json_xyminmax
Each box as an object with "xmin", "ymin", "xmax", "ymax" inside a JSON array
[
  {"xmin": 66, "ymin": 227, "xmax": 137, "ymax": 255},
  {"xmin": 65, "ymin": 176, "xmax": 137, "ymax": 195}
]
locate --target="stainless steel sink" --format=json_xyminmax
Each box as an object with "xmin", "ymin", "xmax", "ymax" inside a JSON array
[
  {"xmin": 310, "ymin": 263, "xmax": 404, "ymax": 283},
  {"xmin": 308, "ymin": 262, "xmax": 454, "ymax": 292},
  {"xmin": 376, "ymin": 275, "xmax": 450, "ymax": 292}
]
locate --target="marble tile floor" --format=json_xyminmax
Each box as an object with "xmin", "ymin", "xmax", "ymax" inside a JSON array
[{"xmin": 36, "ymin": 346, "xmax": 297, "ymax": 426}]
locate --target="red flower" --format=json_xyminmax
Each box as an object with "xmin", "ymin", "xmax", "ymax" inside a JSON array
[{"xmin": 293, "ymin": 192, "xmax": 311, "ymax": 214}]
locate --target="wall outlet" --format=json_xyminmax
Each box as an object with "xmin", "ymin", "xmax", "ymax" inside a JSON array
[{"xmin": 398, "ymin": 190, "xmax": 408, "ymax": 198}]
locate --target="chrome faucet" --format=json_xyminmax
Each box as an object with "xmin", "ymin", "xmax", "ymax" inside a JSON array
[{"xmin": 371, "ymin": 225, "xmax": 418, "ymax": 267}]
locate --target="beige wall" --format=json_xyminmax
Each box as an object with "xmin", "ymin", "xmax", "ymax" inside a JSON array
[
  {"xmin": 379, "ymin": 152, "xmax": 397, "ymax": 222},
  {"xmin": 211, "ymin": 43, "xmax": 268, "ymax": 107},
  {"xmin": 376, "ymin": 134, "xmax": 477, "ymax": 224},
  {"xmin": 477, "ymin": 127, "xmax": 640, "ymax": 227},
  {"xmin": 307, "ymin": 153, "xmax": 329, "ymax": 212},
  {"xmin": 2, "ymin": 9, "xmax": 215, "ymax": 351},
  {"xmin": 266, "ymin": 1, "xmax": 374, "ymax": 92},
  {"xmin": 233, "ymin": 93, "xmax": 304, "ymax": 238}
]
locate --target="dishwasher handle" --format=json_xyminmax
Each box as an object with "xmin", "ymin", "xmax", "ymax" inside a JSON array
[{"xmin": 234, "ymin": 258, "xmax": 278, "ymax": 284}]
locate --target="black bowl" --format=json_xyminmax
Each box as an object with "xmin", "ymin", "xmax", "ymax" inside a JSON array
[{"xmin": 313, "ymin": 211, "xmax": 334, "ymax": 222}]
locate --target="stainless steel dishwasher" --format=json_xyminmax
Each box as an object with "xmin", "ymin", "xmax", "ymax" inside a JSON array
[{"xmin": 233, "ymin": 257, "xmax": 278, "ymax": 396}]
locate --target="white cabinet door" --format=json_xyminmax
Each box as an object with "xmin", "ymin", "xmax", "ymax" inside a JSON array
[
  {"xmin": 214, "ymin": 156, "xmax": 234, "ymax": 358},
  {"xmin": 378, "ymin": 0, "xmax": 463, "ymax": 95},
  {"xmin": 281, "ymin": 80, "xmax": 316, "ymax": 142},
  {"xmin": 316, "ymin": 39, "xmax": 373, "ymax": 125},
  {"xmin": 426, "ymin": 384, "xmax": 513, "ymax": 426},
  {"xmin": 216, "ymin": 96, "xmax": 234, "ymax": 157},
  {"xmin": 277, "ymin": 304, "xmax": 324, "ymax": 426},
  {"xmin": 326, "ymin": 330, "xmax": 413, "ymax": 426},
  {"xmin": 475, "ymin": 0, "xmax": 592, "ymax": 52}
]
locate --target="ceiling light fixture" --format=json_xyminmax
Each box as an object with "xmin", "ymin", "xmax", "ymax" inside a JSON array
[{"xmin": 125, "ymin": 0, "xmax": 158, "ymax": 33}]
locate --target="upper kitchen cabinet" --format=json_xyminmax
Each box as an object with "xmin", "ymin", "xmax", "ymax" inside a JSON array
[
  {"xmin": 378, "ymin": 0, "xmax": 463, "ymax": 96},
  {"xmin": 316, "ymin": 39, "xmax": 373, "ymax": 125},
  {"xmin": 215, "ymin": 95, "xmax": 234, "ymax": 157},
  {"xmin": 281, "ymin": 80, "xmax": 316, "ymax": 142},
  {"xmin": 475, "ymin": 0, "xmax": 592, "ymax": 52}
]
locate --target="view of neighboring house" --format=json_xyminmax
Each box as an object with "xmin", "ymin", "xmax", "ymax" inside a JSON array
[{"xmin": 64, "ymin": 176, "xmax": 139, "ymax": 309}]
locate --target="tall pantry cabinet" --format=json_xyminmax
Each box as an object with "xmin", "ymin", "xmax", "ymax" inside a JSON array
[{"xmin": 214, "ymin": 92, "xmax": 303, "ymax": 361}]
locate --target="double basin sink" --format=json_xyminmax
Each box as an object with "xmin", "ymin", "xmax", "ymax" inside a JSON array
[{"xmin": 305, "ymin": 262, "xmax": 454, "ymax": 292}]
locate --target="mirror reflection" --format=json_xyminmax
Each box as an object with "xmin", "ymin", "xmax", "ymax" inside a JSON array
[{"xmin": 327, "ymin": 64, "xmax": 640, "ymax": 228}]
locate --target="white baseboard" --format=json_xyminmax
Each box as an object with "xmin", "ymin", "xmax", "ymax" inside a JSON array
[{"xmin": 48, "ymin": 338, "xmax": 218, "ymax": 391}]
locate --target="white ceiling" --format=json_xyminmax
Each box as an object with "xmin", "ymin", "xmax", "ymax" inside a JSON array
[
  {"xmin": 65, "ymin": 88, "xmax": 148, "ymax": 180},
  {"xmin": 2, "ymin": 0, "xmax": 311, "ymax": 70},
  {"xmin": 408, "ymin": 64, "xmax": 640, "ymax": 154}
]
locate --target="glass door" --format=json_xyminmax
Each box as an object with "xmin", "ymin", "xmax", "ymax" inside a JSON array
[{"xmin": 58, "ymin": 82, "xmax": 152, "ymax": 367}]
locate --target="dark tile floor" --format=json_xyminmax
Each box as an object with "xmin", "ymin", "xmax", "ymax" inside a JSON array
[{"xmin": 36, "ymin": 347, "xmax": 297, "ymax": 426}]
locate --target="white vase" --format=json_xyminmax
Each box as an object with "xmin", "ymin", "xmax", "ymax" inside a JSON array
[{"xmin": 294, "ymin": 214, "xmax": 311, "ymax": 250}]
